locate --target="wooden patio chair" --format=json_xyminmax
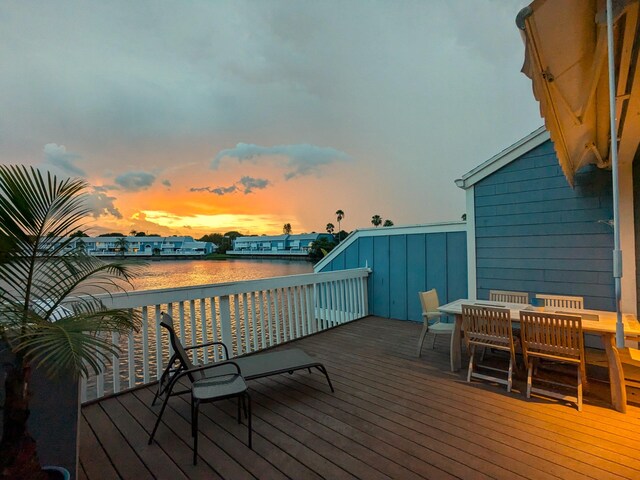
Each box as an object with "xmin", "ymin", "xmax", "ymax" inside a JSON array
[
  {"xmin": 535, "ymin": 293, "xmax": 584, "ymax": 310},
  {"xmin": 519, "ymin": 310, "xmax": 586, "ymax": 411},
  {"xmin": 489, "ymin": 290, "xmax": 529, "ymax": 304},
  {"xmin": 417, "ymin": 289, "xmax": 455, "ymax": 357},
  {"xmin": 616, "ymin": 345, "xmax": 640, "ymax": 404},
  {"xmin": 461, "ymin": 305, "xmax": 517, "ymax": 392}
]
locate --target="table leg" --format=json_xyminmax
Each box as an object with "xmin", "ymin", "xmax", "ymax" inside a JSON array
[
  {"xmin": 602, "ymin": 333, "xmax": 627, "ymax": 413},
  {"xmin": 450, "ymin": 314, "xmax": 463, "ymax": 372}
]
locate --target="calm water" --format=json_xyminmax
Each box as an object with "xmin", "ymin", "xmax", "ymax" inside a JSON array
[{"xmin": 131, "ymin": 258, "xmax": 313, "ymax": 291}]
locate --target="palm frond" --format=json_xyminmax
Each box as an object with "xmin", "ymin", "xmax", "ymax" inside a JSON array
[
  {"xmin": 14, "ymin": 308, "xmax": 141, "ymax": 378},
  {"xmin": 0, "ymin": 165, "xmax": 146, "ymax": 378}
]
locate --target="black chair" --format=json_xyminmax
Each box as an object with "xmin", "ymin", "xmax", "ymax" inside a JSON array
[{"xmin": 149, "ymin": 313, "xmax": 251, "ymax": 464}]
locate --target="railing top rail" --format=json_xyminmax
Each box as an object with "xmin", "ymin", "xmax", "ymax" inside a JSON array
[{"xmin": 97, "ymin": 267, "xmax": 370, "ymax": 309}]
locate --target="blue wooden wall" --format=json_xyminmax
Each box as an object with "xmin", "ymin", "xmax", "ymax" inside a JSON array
[
  {"xmin": 318, "ymin": 231, "xmax": 467, "ymax": 322},
  {"xmin": 475, "ymin": 139, "xmax": 615, "ymax": 310}
]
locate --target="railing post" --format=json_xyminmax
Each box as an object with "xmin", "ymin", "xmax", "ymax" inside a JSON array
[
  {"xmin": 233, "ymin": 295, "xmax": 243, "ymax": 355},
  {"xmin": 178, "ymin": 301, "xmax": 186, "ymax": 344},
  {"xmin": 258, "ymin": 291, "xmax": 267, "ymax": 348},
  {"xmin": 112, "ymin": 332, "xmax": 120, "ymax": 394},
  {"xmin": 127, "ymin": 327, "xmax": 135, "ymax": 389},
  {"xmin": 211, "ymin": 297, "xmax": 220, "ymax": 361},
  {"xmin": 189, "ymin": 299, "xmax": 197, "ymax": 364},
  {"xmin": 274, "ymin": 289, "xmax": 281, "ymax": 344},
  {"xmin": 361, "ymin": 275, "xmax": 369, "ymax": 316},
  {"xmin": 200, "ymin": 299, "xmax": 208, "ymax": 364},
  {"xmin": 306, "ymin": 283, "xmax": 315, "ymax": 334},
  {"xmin": 166, "ymin": 302, "xmax": 174, "ymax": 357},
  {"xmin": 250, "ymin": 292, "xmax": 258, "ymax": 352},
  {"xmin": 242, "ymin": 293, "xmax": 250, "ymax": 353},
  {"xmin": 266, "ymin": 290, "xmax": 274, "ymax": 346},
  {"xmin": 142, "ymin": 306, "xmax": 150, "ymax": 384},
  {"xmin": 287, "ymin": 287, "xmax": 295, "ymax": 340},
  {"xmin": 155, "ymin": 306, "xmax": 162, "ymax": 380},
  {"xmin": 219, "ymin": 295, "xmax": 233, "ymax": 357}
]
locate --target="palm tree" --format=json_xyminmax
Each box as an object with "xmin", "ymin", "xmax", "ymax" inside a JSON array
[
  {"xmin": 335, "ymin": 210, "xmax": 344, "ymax": 240},
  {"xmin": 0, "ymin": 165, "xmax": 142, "ymax": 478},
  {"xmin": 383, "ymin": 219, "xmax": 394, "ymax": 227},
  {"xmin": 371, "ymin": 215, "xmax": 382, "ymax": 227},
  {"xmin": 115, "ymin": 237, "xmax": 129, "ymax": 256},
  {"xmin": 326, "ymin": 223, "xmax": 335, "ymax": 235},
  {"xmin": 282, "ymin": 223, "xmax": 292, "ymax": 235}
]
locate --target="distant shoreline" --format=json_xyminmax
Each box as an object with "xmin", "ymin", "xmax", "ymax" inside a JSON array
[{"xmin": 97, "ymin": 253, "xmax": 312, "ymax": 262}]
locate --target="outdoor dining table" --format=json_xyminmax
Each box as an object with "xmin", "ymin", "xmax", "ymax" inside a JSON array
[{"xmin": 438, "ymin": 298, "xmax": 640, "ymax": 413}]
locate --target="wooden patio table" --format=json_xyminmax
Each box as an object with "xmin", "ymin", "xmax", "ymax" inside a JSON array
[{"xmin": 439, "ymin": 298, "xmax": 640, "ymax": 413}]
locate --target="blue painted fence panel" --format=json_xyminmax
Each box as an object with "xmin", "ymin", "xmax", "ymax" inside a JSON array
[{"xmin": 318, "ymin": 230, "xmax": 467, "ymax": 322}]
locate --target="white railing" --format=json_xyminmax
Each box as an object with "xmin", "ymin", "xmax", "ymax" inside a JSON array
[{"xmin": 81, "ymin": 268, "xmax": 370, "ymax": 403}]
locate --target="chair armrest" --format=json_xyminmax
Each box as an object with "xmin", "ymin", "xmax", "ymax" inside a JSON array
[
  {"xmin": 423, "ymin": 311, "xmax": 443, "ymax": 322},
  {"xmin": 174, "ymin": 360, "xmax": 242, "ymax": 384},
  {"xmin": 184, "ymin": 341, "xmax": 229, "ymax": 359}
]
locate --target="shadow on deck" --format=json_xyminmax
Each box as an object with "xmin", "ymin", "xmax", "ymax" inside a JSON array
[{"xmin": 79, "ymin": 316, "xmax": 640, "ymax": 480}]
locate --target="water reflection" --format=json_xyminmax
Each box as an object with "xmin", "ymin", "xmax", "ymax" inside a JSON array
[{"xmin": 132, "ymin": 258, "xmax": 313, "ymax": 290}]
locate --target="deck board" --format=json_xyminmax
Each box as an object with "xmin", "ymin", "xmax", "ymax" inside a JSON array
[{"xmin": 80, "ymin": 316, "xmax": 640, "ymax": 479}]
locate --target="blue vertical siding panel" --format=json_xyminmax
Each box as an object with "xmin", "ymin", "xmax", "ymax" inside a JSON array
[
  {"xmin": 389, "ymin": 235, "xmax": 408, "ymax": 320},
  {"xmin": 426, "ymin": 234, "xmax": 448, "ymax": 302},
  {"xmin": 358, "ymin": 237, "xmax": 374, "ymax": 268},
  {"xmin": 344, "ymin": 243, "xmax": 359, "ymax": 269},
  {"xmin": 358, "ymin": 237, "xmax": 375, "ymax": 312},
  {"xmin": 447, "ymin": 232, "xmax": 468, "ymax": 303},
  {"xmin": 474, "ymin": 139, "xmax": 615, "ymax": 310},
  {"xmin": 406, "ymin": 234, "xmax": 427, "ymax": 321},
  {"xmin": 372, "ymin": 236, "xmax": 390, "ymax": 318},
  {"xmin": 331, "ymin": 250, "xmax": 346, "ymax": 271}
]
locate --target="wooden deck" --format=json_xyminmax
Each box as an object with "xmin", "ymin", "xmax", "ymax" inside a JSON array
[{"xmin": 79, "ymin": 316, "xmax": 640, "ymax": 480}]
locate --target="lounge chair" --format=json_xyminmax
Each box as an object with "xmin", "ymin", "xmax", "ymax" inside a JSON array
[
  {"xmin": 149, "ymin": 313, "xmax": 334, "ymax": 449},
  {"xmin": 148, "ymin": 315, "xmax": 251, "ymax": 464}
]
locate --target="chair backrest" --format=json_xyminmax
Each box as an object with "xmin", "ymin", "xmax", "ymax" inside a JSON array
[
  {"xmin": 461, "ymin": 304, "xmax": 513, "ymax": 348},
  {"xmin": 160, "ymin": 313, "xmax": 205, "ymax": 381},
  {"xmin": 418, "ymin": 289, "xmax": 439, "ymax": 314},
  {"xmin": 489, "ymin": 290, "xmax": 528, "ymax": 304},
  {"xmin": 535, "ymin": 294, "xmax": 584, "ymax": 310},
  {"xmin": 519, "ymin": 310, "xmax": 584, "ymax": 362}
]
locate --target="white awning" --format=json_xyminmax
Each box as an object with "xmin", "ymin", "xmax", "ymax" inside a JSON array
[{"xmin": 518, "ymin": 0, "xmax": 640, "ymax": 185}]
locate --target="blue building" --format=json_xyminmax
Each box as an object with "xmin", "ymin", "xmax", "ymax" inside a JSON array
[
  {"xmin": 66, "ymin": 235, "xmax": 215, "ymax": 256},
  {"xmin": 229, "ymin": 233, "xmax": 334, "ymax": 256}
]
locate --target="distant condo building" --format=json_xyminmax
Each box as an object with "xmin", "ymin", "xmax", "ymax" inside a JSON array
[
  {"xmin": 65, "ymin": 235, "xmax": 215, "ymax": 257},
  {"xmin": 228, "ymin": 233, "xmax": 333, "ymax": 256}
]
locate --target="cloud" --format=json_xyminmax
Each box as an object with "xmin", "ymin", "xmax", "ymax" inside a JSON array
[
  {"xmin": 161, "ymin": 179, "xmax": 171, "ymax": 187},
  {"xmin": 43, "ymin": 143, "xmax": 85, "ymax": 176},
  {"xmin": 239, "ymin": 176, "xmax": 269, "ymax": 193},
  {"xmin": 85, "ymin": 189, "xmax": 122, "ymax": 219},
  {"xmin": 114, "ymin": 171, "xmax": 156, "ymax": 191},
  {"xmin": 212, "ymin": 143, "xmax": 351, "ymax": 179},
  {"xmin": 190, "ymin": 185, "xmax": 237, "ymax": 196},
  {"xmin": 190, "ymin": 176, "xmax": 270, "ymax": 196}
]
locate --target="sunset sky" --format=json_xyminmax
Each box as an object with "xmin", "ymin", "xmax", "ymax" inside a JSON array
[{"xmin": 0, "ymin": 0, "xmax": 542, "ymax": 238}]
